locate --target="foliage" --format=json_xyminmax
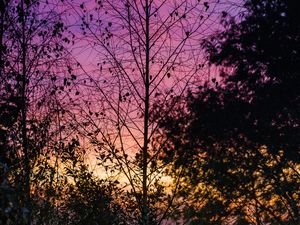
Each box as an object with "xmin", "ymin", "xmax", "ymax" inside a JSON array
[
  {"xmin": 57, "ymin": 139, "xmax": 125, "ymax": 225},
  {"xmin": 160, "ymin": 0, "xmax": 300, "ymax": 224},
  {"xmin": 0, "ymin": 0, "xmax": 77, "ymax": 224}
]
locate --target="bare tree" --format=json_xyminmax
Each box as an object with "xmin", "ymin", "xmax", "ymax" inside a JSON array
[{"xmin": 65, "ymin": 0, "xmax": 230, "ymax": 224}]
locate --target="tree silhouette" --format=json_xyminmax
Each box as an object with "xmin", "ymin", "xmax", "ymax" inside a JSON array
[
  {"xmin": 202, "ymin": 0, "xmax": 300, "ymax": 161},
  {"xmin": 0, "ymin": 0, "xmax": 76, "ymax": 224},
  {"xmin": 161, "ymin": 0, "xmax": 300, "ymax": 224},
  {"xmin": 66, "ymin": 0, "xmax": 226, "ymax": 224}
]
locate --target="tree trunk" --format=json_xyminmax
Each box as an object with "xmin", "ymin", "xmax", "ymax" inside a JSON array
[
  {"xmin": 142, "ymin": 0, "xmax": 150, "ymax": 224},
  {"xmin": 21, "ymin": 0, "xmax": 31, "ymax": 224}
]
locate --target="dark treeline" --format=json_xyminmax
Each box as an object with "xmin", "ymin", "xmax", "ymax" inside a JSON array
[
  {"xmin": 161, "ymin": 0, "xmax": 300, "ymax": 224},
  {"xmin": 0, "ymin": 0, "xmax": 299, "ymax": 225}
]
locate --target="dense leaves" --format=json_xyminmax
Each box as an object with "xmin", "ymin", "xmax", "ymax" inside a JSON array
[
  {"xmin": 161, "ymin": 0, "xmax": 300, "ymax": 224},
  {"xmin": 201, "ymin": 0, "xmax": 300, "ymax": 161}
]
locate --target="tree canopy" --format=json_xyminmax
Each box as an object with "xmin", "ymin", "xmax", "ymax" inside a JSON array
[{"xmin": 160, "ymin": 0, "xmax": 300, "ymax": 224}]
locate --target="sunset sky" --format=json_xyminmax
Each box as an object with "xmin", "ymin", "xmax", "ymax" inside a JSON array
[{"xmin": 1, "ymin": 0, "xmax": 299, "ymax": 224}]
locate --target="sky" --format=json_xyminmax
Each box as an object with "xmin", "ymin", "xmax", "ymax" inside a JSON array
[{"xmin": 39, "ymin": 0, "xmax": 244, "ymax": 179}]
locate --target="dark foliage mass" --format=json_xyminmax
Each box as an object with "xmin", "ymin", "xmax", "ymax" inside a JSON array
[
  {"xmin": 161, "ymin": 0, "xmax": 299, "ymax": 224},
  {"xmin": 208, "ymin": 1, "xmax": 299, "ymax": 164},
  {"xmin": 200, "ymin": 0, "xmax": 300, "ymax": 161}
]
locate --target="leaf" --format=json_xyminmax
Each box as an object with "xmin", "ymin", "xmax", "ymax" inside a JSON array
[{"xmin": 204, "ymin": 2, "xmax": 209, "ymax": 11}]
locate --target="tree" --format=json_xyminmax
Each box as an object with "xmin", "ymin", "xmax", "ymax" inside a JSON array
[
  {"xmin": 0, "ymin": 0, "xmax": 76, "ymax": 224},
  {"xmin": 49, "ymin": 138, "xmax": 126, "ymax": 225},
  {"xmin": 66, "ymin": 0, "xmax": 225, "ymax": 224},
  {"xmin": 160, "ymin": 0, "xmax": 300, "ymax": 224},
  {"xmin": 202, "ymin": 0, "xmax": 300, "ymax": 161}
]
